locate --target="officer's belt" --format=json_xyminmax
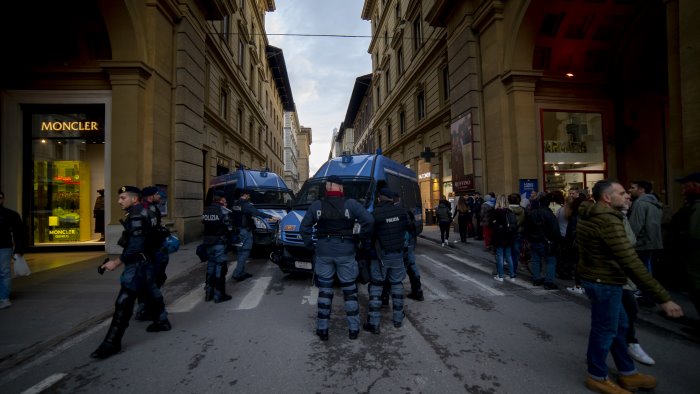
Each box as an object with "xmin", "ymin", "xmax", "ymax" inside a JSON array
[{"xmin": 317, "ymin": 234, "xmax": 354, "ymax": 240}]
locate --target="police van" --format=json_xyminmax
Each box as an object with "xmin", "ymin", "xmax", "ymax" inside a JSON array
[
  {"xmin": 271, "ymin": 153, "xmax": 422, "ymax": 273},
  {"xmin": 206, "ymin": 168, "xmax": 293, "ymax": 246}
]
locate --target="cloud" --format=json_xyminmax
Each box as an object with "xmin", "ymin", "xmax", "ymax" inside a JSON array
[{"xmin": 266, "ymin": 0, "xmax": 371, "ymax": 178}]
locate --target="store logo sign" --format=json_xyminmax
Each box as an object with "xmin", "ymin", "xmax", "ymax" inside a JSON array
[{"xmin": 41, "ymin": 121, "xmax": 100, "ymax": 131}]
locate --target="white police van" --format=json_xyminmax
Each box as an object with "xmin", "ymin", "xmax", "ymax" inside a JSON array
[
  {"xmin": 271, "ymin": 153, "xmax": 422, "ymax": 273},
  {"xmin": 206, "ymin": 167, "xmax": 293, "ymax": 246}
]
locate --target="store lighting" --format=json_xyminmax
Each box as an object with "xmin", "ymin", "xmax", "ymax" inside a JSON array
[
  {"xmin": 557, "ymin": 162, "xmax": 565, "ymax": 165},
  {"xmin": 41, "ymin": 139, "xmax": 46, "ymax": 143},
  {"xmin": 554, "ymin": 172, "xmax": 561, "ymax": 176},
  {"xmin": 574, "ymin": 162, "xmax": 581, "ymax": 164},
  {"xmin": 565, "ymin": 72, "xmax": 574, "ymax": 78}
]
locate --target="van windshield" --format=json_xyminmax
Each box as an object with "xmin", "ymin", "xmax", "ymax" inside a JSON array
[
  {"xmin": 249, "ymin": 189, "xmax": 294, "ymax": 208},
  {"xmin": 293, "ymin": 178, "xmax": 372, "ymax": 209}
]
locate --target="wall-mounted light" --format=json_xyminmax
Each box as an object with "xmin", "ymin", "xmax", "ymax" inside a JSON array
[{"xmin": 565, "ymin": 72, "xmax": 574, "ymax": 78}]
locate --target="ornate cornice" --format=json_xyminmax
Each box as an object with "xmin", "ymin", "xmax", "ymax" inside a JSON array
[{"xmin": 472, "ymin": 0, "xmax": 505, "ymax": 34}]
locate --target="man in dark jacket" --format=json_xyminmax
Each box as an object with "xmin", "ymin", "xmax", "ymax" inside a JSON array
[
  {"xmin": 202, "ymin": 189, "xmax": 234, "ymax": 303},
  {"xmin": 91, "ymin": 186, "xmax": 171, "ymax": 359},
  {"xmin": 0, "ymin": 191, "xmax": 27, "ymax": 309},
  {"xmin": 525, "ymin": 194, "xmax": 561, "ymax": 289},
  {"xmin": 628, "ymin": 180, "xmax": 663, "ymax": 273},
  {"xmin": 231, "ymin": 188, "xmax": 278, "ymax": 281},
  {"xmin": 300, "ymin": 176, "xmax": 373, "ymax": 341},
  {"xmin": 365, "ymin": 188, "xmax": 410, "ymax": 334},
  {"xmin": 577, "ymin": 179, "xmax": 682, "ymax": 393}
]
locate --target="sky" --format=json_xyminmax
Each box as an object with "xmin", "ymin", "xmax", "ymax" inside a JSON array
[{"xmin": 266, "ymin": 0, "xmax": 371, "ymax": 177}]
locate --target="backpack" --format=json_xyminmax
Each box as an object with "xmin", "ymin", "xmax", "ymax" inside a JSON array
[{"xmin": 504, "ymin": 210, "xmax": 518, "ymax": 235}]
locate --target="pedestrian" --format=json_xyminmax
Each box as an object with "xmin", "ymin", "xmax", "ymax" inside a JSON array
[
  {"xmin": 524, "ymin": 194, "xmax": 561, "ymax": 289},
  {"xmin": 0, "ymin": 191, "xmax": 27, "ymax": 309},
  {"xmin": 90, "ymin": 186, "xmax": 171, "ymax": 359},
  {"xmin": 577, "ymin": 179, "xmax": 683, "ymax": 393},
  {"xmin": 668, "ymin": 172, "xmax": 700, "ymax": 336},
  {"xmin": 473, "ymin": 192, "xmax": 484, "ymax": 240},
  {"xmin": 453, "ymin": 196, "xmax": 470, "ymax": 243},
  {"xmin": 300, "ymin": 176, "xmax": 373, "ymax": 341},
  {"xmin": 201, "ymin": 189, "xmax": 234, "ymax": 303},
  {"xmin": 627, "ymin": 180, "xmax": 663, "ymax": 274},
  {"xmin": 364, "ymin": 187, "xmax": 410, "ymax": 334},
  {"xmin": 383, "ymin": 191, "xmax": 423, "ymax": 302},
  {"xmin": 618, "ymin": 191, "xmax": 656, "ymax": 365},
  {"xmin": 231, "ymin": 188, "xmax": 278, "ymax": 281},
  {"xmin": 435, "ymin": 196, "xmax": 452, "ymax": 246},
  {"xmin": 508, "ymin": 193, "xmax": 526, "ymax": 272},
  {"xmin": 133, "ymin": 186, "xmax": 171, "ymax": 319},
  {"xmin": 480, "ymin": 194, "xmax": 495, "ymax": 249},
  {"xmin": 490, "ymin": 195, "xmax": 517, "ymax": 282},
  {"xmin": 564, "ymin": 194, "xmax": 588, "ymax": 295},
  {"xmin": 93, "ymin": 189, "xmax": 105, "ymax": 241}
]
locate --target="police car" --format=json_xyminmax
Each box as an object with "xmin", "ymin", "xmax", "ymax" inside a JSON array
[
  {"xmin": 271, "ymin": 153, "xmax": 422, "ymax": 273},
  {"xmin": 207, "ymin": 167, "xmax": 293, "ymax": 246}
]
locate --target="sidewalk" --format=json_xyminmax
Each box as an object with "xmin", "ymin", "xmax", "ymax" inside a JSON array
[
  {"xmin": 0, "ymin": 244, "xmax": 203, "ymax": 373},
  {"xmin": 418, "ymin": 224, "xmax": 700, "ymax": 341}
]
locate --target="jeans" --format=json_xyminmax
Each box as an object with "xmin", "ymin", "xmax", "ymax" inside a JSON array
[
  {"xmin": 581, "ymin": 281, "xmax": 637, "ymax": 379},
  {"xmin": 495, "ymin": 246, "xmax": 515, "ymax": 278},
  {"xmin": 439, "ymin": 221, "xmax": 451, "ymax": 242},
  {"xmin": 512, "ymin": 233, "xmax": 522, "ymax": 264},
  {"xmin": 0, "ymin": 248, "xmax": 12, "ymax": 300},
  {"xmin": 368, "ymin": 251, "xmax": 406, "ymax": 327},
  {"xmin": 621, "ymin": 289, "xmax": 639, "ymax": 344},
  {"xmin": 530, "ymin": 242, "xmax": 556, "ymax": 283},
  {"xmin": 233, "ymin": 228, "xmax": 253, "ymax": 277}
]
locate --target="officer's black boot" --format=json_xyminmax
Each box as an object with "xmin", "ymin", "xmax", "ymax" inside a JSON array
[
  {"xmin": 214, "ymin": 275, "xmax": 232, "ymax": 303},
  {"xmin": 204, "ymin": 273, "xmax": 215, "ymax": 302},
  {"xmin": 134, "ymin": 302, "xmax": 149, "ymax": 321},
  {"xmin": 406, "ymin": 267, "xmax": 424, "ymax": 301},
  {"xmin": 91, "ymin": 304, "xmax": 131, "ymax": 359},
  {"xmin": 146, "ymin": 319, "xmax": 172, "ymax": 332},
  {"xmin": 316, "ymin": 329, "xmax": 329, "ymax": 341}
]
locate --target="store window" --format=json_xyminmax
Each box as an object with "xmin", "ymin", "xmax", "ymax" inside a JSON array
[
  {"xmin": 25, "ymin": 104, "xmax": 105, "ymax": 245},
  {"xmin": 541, "ymin": 110, "xmax": 606, "ymax": 193}
]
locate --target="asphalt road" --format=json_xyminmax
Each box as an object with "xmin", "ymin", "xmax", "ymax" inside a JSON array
[{"xmin": 3, "ymin": 239, "xmax": 700, "ymax": 394}]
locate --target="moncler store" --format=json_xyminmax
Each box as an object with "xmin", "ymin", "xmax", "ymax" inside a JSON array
[{"xmin": 1, "ymin": 91, "xmax": 111, "ymax": 250}]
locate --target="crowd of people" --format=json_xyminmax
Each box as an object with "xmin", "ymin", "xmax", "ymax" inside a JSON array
[{"xmin": 434, "ymin": 174, "xmax": 699, "ymax": 393}]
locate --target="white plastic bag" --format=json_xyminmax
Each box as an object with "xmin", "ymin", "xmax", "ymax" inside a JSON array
[{"xmin": 13, "ymin": 254, "xmax": 31, "ymax": 277}]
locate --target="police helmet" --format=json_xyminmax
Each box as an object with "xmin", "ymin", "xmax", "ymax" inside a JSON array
[{"xmin": 163, "ymin": 235, "xmax": 180, "ymax": 254}]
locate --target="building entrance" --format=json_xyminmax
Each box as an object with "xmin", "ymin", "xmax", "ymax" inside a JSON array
[{"xmin": 24, "ymin": 104, "xmax": 105, "ymax": 246}]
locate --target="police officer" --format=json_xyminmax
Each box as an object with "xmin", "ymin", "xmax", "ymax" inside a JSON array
[
  {"xmin": 364, "ymin": 187, "xmax": 410, "ymax": 334},
  {"xmin": 134, "ymin": 186, "xmax": 170, "ymax": 320},
  {"xmin": 231, "ymin": 188, "xmax": 278, "ymax": 281},
  {"xmin": 91, "ymin": 186, "xmax": 171, "ymax": 359},
  {"xmin": 202, "ymin": 190, "xmax": 234, "ymax": 303},
  {"xmin": 300, "ymin": 175, "xmax": 373, "ymax": 340},
  {"xmin": 381, "ymin": 191, "xmax": 424, "ymax": 303}
]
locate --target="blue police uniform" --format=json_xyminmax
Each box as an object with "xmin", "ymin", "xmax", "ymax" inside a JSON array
[
  {"xmin": 91, "ymin": 187, "xmax": 170, "ymax": 359},
  {"xmin": 231, "ymin": 193, "xmax": 273, "ymax": 280},
  {"xmin": 366, "ymin": 192, "xmax": 410, "ymax": 333},
  {"xmin": 202, "ymin": 196, "xmax": 234, "ymax": 302},
  {"xmin": 300, "ymin": 189, "xmax": 373, "ymax": 340}
]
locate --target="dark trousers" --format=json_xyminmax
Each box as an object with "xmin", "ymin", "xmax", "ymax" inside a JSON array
[
  {"xmin": 621, "ymin": 289, "xmax": 639, "ymax": 344},
  {"xmin": 457, "ymin": 216, "xmax": 468, "ymax": 242},
  {"xmin": 439, "ymin": 221, "xmax": 451, "ymax": 242}
]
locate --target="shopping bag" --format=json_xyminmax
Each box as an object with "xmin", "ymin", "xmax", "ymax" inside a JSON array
[{"xmin": 13, "ymin": 254, "xmax": 31, "ymax": 277}]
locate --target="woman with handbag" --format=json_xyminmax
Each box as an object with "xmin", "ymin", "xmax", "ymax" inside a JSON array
[{"xmin": 0, "ymin": 191, "xmax": 28, "ymax": 309}]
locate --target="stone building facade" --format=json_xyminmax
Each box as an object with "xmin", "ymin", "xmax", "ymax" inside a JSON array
[
  {"xmin": 0, "ymin": 0, "xmax": 297, "ymax": 251},
  {"xmin": 362, "ymin": 0, "xmax": 699, "ymax": 210}
]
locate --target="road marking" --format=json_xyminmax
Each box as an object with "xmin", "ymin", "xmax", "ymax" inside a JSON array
[
  {"xmin": 20, "ymin": 373, "xmax": 68, "ymax": 394},
  {"xmin": 445, "ymin": 253, "xmax": 493, "ymax": 274},
  {"xmin": 168, "ymin": 286, "xmax": 203, "ymax": 313},
  {"xmin": 418, "ymin": 254, "xmax": 505, "ymax": 296},
  {"xmin": 302, "ymin": 285, "xmax": 318, "ymax": 305},
  {"xmin": 417, "ymin": 276, "xmax": 451, "ymax": 300},
  {"xmin": 0, "ymin": 320, "xmax": 109, "ymax": 386},
  {"xmin": 234, "ymin": 276, "xmax": 272, "ymax": 310}
]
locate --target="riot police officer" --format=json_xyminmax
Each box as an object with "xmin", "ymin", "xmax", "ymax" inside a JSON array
[
  {"xmin": 202, "ymin": 190, "xmax": 234, "ymax": 303},
  {"xmin": 231, "ymin": 188, "xmax": 278, "ymax": 281},
  {"xmin": 300, "ymin": 176, "xmax": 373, "ymax": 341},
  {"xmin": 91, "ymin": 186, "xmax": 171, "ymax": 359},
  {"xmin": 134, "ymin": 186, "xmax": 170, "ymax": 320},
  {"xmin": 365, "ymin": 187, "xmax": 410, "ymax": 334}
]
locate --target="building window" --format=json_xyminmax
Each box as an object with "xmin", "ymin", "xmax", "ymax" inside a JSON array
[
  {"xmin": 395, "ymin": 2, "xmax": 401, "ymax": 21},
  {"xmin": 238, "ymin": 108, "xmax": 243, "ymax": 133},
  {"xmin": 385, "ymin": 67, "xmax": 391, "ymax": 94},
  {"xmin": 416, "ymin": 91, "xmax": 425, "ymax": 121},
  {"xmin": 399, "ymin": 110, "xmax": 406, "ymax": 134},
  {"xmin": 221, "ymin": 15, "xmax": 230, "ymax": 44},
  {"xmin": 441, "ymin": 64, "xmax": 450, "ymax": 102},
  {"xmin": 249, "ymin": 121, "xmax": 253, "ymax": 142},
  {"xmin": 220, "ymin": 88, "xmax": 228, "ymax": 119},
  {"xmin": 238, "ymin": 39, "xmax": 245, "ymax": 67},
  {"xmin": 387, "ymin": 123, "xmax": 392, "ymax": 144},
  {"xmin": 376, "ymin": 85, "xmax": 381, "ymax": 110},
  {"xmin": 377, "ymin": 131, "xmax": 382, "ymax": 149},
  {"xmin": 384, "ymin": 30, "xmax": 388, "ymax": 47},
  {"xmin": 397, "ymin": 47, "xmax": 404, "ymax": 76},
  {"xmin": 413, "ymin": 16, "xmax": 423, "ymax": 52},
  {"xmin": 240, "ymin": 0, "xmax": 245, "ymax": 12}
]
